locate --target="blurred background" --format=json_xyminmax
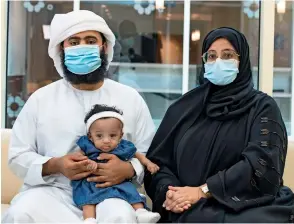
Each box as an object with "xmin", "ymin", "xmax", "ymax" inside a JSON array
[{"xmin": 0, "ymin": 0, "xmax": 293, "ymax": 136}]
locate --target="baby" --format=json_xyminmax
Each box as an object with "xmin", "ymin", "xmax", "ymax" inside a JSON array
[{"xmin": 72, "ymin": 104, "xmax": 160, "ymax": 224}]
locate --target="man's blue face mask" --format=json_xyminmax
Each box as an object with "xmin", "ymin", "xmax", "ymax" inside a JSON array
[
  {"xmin": 64, "ymin": 45, "xmax": 102, "ymax": 75},
  {"xmin": 204, "ymin": 58, "xmax": 239, "ymax": 86}
]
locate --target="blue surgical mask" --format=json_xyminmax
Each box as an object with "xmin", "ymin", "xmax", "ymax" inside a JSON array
[
  {"xmin": 204, "ymin": 58, "xmax": 239, "ymax": 86},
  {"xmin": 64, "ymin": 45, "xmax": 102, "ymax": 75}
]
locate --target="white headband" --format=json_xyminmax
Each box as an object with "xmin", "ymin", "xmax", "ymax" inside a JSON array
[{"xmin": 86, "ymin": 112, "xmax": 124, "ymax": 133}]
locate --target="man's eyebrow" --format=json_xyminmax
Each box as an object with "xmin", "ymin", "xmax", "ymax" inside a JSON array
[
  {"xmin": 69, "ymin": 36, "xmax": 98, "ymax": 40},
  {"xmin": 67, "ymin": 35, "xmax": 100, "ymax": 42},
  {"xmin": 68, "ymin": 36, "xmax": 81, "ymax": 41},
  {"xmin": 84, "ymin": 36, "xmax": 98, "ymax": 39}
]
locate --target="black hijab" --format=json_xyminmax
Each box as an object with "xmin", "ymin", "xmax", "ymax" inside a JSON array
[
  {"xmin": 202, "ymin": 27, "xmax": 259, "ymax": 120},
  {"xmin": 146, "ymin": 27, "xmax": 263, "ymax": 163}
]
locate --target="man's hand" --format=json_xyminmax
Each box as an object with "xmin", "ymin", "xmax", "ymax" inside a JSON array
[
  {"xmin": 43, "ymin": 152, "xmax": 93, "ymax": 180},
  {"xmin": 87, "ymin": 153, "xmax": 135, "ymax": 188}
]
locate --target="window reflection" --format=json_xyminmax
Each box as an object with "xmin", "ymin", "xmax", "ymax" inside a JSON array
[
  {"xmin": 5, "ymin": 1, "xmax": 262, "ymax": 130},
  {"xmin": 81, "ymin": 1, "xmax": 185, "ymax": 128},
  {"xmin": 189, "ymin": 1, "xmax": 260, "ymax": 89},
  {"xmin": 6, "ymin": 1, "xmax": 73, "ymax": 128}
]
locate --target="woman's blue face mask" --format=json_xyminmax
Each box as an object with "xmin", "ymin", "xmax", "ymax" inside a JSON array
[
  {"xmin": 64, "ymin": 45, "xmax": 102, "ymax": 75},
  {"xmin": 204, "ymin": 58, "xmax": 239, "ymax": 86}
]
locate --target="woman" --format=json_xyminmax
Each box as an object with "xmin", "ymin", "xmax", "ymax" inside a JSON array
[{"xmin": 144, "ymin": 27, "xmax": 294, "ymax": 222}]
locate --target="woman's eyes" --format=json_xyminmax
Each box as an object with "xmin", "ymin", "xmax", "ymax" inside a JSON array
[
  {"xmin": 208, "ymin": 54, "xmax": 217, "ymax": 59},
  {"xmin": 222, "ymin": 52, "xmax": 234, "ymax": 59}
]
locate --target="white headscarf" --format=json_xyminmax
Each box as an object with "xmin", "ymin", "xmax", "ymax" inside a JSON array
[{"xmin": 48, "ymin": 10, "xmax": 116, "ymax": 77}]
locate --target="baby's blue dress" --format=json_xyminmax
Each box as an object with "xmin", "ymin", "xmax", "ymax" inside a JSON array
[{"xmin": 72, "ymin": 136, "xmax": 144, "ymax": 208}]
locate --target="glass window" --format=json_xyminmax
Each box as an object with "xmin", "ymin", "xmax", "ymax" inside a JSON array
[
  {"xmin": 4, "ymin": 1, "xmax": 262, "ymax": 130},
  {"xmin": 189, "ymin": 1, "xmax": 260, "ymax": 90},
  {"xmin": 273, "ymin": 0, "xmax": 293, "ymax": 135},
  {"xmin": 80, "ymin": 1, "xmax": 184, "ymax": 129},
  {"xmin": 6, "ymin": 1, "xmax": 73, "ymax": 128}
]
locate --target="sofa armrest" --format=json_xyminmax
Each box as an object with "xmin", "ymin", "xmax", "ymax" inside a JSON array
[{"xmin": 1, "ymin": 129, "xmax": 22, "ymax": 204}]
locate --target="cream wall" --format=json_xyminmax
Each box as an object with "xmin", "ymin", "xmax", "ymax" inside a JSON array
[
  {"xmin": 284, "ymin": 140, "xmax": 294, "ymax": 189},
  {"xmin": 259, "ymin": 0, "xmax": 275, "ymax": 96}
]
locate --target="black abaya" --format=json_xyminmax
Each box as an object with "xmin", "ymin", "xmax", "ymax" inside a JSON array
[{"xmin": 144, "ymin": 27, "xmax": 294, "ymax": 223}]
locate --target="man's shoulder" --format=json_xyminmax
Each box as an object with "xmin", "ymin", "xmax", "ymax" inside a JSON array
[
  {"xmin": 104, "ymin": 79, "xmax": 148, "ymax": 113},
  {"xmin": 105, "ymin": 78, "xmax": 139, "ymax": 96},
  {"xmin": 30, "ymin": 80, "xmax": 65, "ymax": 99}
]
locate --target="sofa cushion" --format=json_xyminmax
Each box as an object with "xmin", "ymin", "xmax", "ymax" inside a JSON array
[{"xmin": 1, "ymin": 204, "xmax": 10, "ymax": 215}]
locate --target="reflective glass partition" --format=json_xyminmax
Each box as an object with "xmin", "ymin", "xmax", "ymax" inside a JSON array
[{"xmin": 5, "ymin": 1, "xmax": 261, "ymax": 130}]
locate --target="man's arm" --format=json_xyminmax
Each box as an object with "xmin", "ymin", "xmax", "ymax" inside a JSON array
[
  {"xmin": 8, "ymin": 93, "xmax": 57, "ymax": 186},
  {"xmin": 42, "ymin": 157, "xmax": 60, "ymax": 176}
]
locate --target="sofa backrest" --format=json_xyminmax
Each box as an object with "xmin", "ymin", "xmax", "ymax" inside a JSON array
[{"xmin": 1, "ymin": 129, "xmax": 22, "ymax": 204}]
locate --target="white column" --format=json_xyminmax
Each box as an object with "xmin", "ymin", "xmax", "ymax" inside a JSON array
[
  {"xmin": 290, "ymin": 1, "xmax": 294, "ymax": 137},
  {"xmin": 258, "ymin": 0, "xmax": 275, "ymax": 96},
  {"xmin": 0, "ymin": 0, "xmax": 8, "ymax": 128},
  {"xmin": 74, "ymin": 0, "xmax": 80, "ymax": 11},
  {"xmin": 182, "ymin": 0, "xmax": 191, "ymax": 94}
]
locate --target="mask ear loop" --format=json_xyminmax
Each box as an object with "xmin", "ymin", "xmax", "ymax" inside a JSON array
[{"xmin": 100, "ymin": 40, "xmax": 109, "ymax": 54}]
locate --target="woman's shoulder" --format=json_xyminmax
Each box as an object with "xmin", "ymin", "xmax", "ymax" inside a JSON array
[
  {"xmin": 253, "ymin": 91, "xmax": 279, "ymax": 109},
  {"xmin": 250, "ymin": 90, "xmax": 282, "ymax": 118}
]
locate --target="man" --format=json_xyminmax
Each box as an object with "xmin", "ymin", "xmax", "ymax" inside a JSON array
[{"xmin": 2, "ymin": 10, "xmax": 155, "ymax": 223}]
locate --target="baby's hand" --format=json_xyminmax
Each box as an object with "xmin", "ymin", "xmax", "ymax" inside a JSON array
[
  {"xmin": 86, "ymin": 160, "xmax": 98, "ymax": 171},
  {"xmin": 146, "ymin": 162, "xmax": 160, "ymax": 174}
]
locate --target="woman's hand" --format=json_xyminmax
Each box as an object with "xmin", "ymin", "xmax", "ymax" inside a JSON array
[
  {"xmin": 163, "ymin": 186, "xmax": 207, "ymax": 213},
  {"xmin": 163, "ymin": 190, "xmax": 191, "ymax": 213}
]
